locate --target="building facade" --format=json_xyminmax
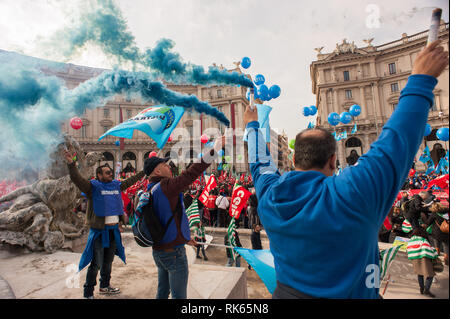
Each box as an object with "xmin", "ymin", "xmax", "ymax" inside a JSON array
[
  {"xmin": 310, "ymin": 22, "xmax": 449, "ymax": 170},
  {"xmin": 42, "ymin": 60, "xmax": 292, "ymax": 175}
]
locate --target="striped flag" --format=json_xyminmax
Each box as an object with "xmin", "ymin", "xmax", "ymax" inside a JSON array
[
  {"xmin": 227, "ymin": 217, "xmax": 237, "ymax": 260},
  {"xmin": 379, "ymin": 245, "xmax": 401, "ymax": 280},
  {"xmin": 407, "ymin": 236, "xmax": 438, "ymax": 260},
  {"xmin": 186, "ymin": 199, "xmax": 201, "ymax": 229},
  {"xmin": 402, "ymin": 219, "xmax": 412, "ymax": 233}
]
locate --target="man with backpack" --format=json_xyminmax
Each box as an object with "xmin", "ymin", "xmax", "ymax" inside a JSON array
[{"xmin": 140, "ymin": 136, "xmax": 225, "ymax": 299}]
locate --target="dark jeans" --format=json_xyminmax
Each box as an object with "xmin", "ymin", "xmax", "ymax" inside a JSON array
[
  {"xmin": 418, "ymin": 275, "xmax": 433, "ymax": 292},
  {"xmin": 152, "ymin": 246, "xmax": 189, "ymax": 299},
  {"xmin": 209, "ymin": 209, "xmax": 218, "ymax": 227},
  {"xmin": 83, "ymin": 230, "xmax": 116, "ymax": 298}
]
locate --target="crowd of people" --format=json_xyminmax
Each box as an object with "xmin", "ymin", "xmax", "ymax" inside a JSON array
[
  {"xmin": 377, "ymin": 188, "xmax": 449, "ymax": 297},
  {"xmin": 47, "ymin": 40, "xmax": 450, "ymax": 300}
]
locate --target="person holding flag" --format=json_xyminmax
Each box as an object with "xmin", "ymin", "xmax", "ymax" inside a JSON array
[
  {"xmin": 141, "ymin": 135, "xmax": 225, "ymax": 299},
  {"xmin": 244, "ymin": 40, "xmax": 448, "ymax": 298},
  {"xmin": 225, "ymin": 218, "xmax": 242, "ymax": 267},
  {"xmin": 64, "ymin": 150, "xmax": 145, "ymax": 299}
]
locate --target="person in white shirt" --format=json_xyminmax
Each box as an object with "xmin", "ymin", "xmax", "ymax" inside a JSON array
[{"xmin": 216, "ymin": 191, "xmax": 229, "ymax": 227}]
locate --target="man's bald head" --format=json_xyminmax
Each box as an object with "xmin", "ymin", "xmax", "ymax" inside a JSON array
[{"xmin": 294, "ymin": 128, "xmax": 336, "ymax": 171}]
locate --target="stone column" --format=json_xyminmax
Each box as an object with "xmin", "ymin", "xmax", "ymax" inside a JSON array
[
  {"xmin": 363, "ymin": 133, "xmax": 371, "ymax": 154},
  {"xmin": 333, "ymin": 89, "xmax": 339, "ymax": 113},
  {"xmin": 359, "ymin": 86, "xmax": 368, "ymax": 120},
  {"xmin": 136, "ymin": 149, "xmax": 143, "ymax": 171}
]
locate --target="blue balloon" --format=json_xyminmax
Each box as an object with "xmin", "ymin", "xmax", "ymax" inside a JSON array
[
  {"xmin": 115, "ymin": 140, "xmax": 120, "ymax": 146},
  {"xmin": 257, "ymin": 84, "xmax": 269, "ymax": 98},
  {"xmin": 424, "ymin": 123, "xmax": 432, "ymax": 137},
  {"xmin": 349, "ymin": 104, "xmax": 362, "ymax": 117},
  {"xmin": 308, "ymin": 105, "xmax": 317, "ymax": 116},
  {"xmin": 436, "ymin": 127, "xmax": 449, "ymax": 142},
  {"xmin": 269, "ymin": 85, "xmax": 281, "ymax": 99},
  {"xmin": 241, "ymin": 57, "xmax": 251, "ymax": 69},
  {"xmin": 328, "ymin": 112, "xmax": 340, "ymax": 126},
  {"xmin": 218, "ymin": 149, "xmax": 225, "ymax": 157},
  {"xmin": 254, "ymin": 74, "xmax": 265, "ymax": 86},
  {"xmin": 302, "ymin": 107, "xmax": 311, "ymax": 117},
  {"xmin": 340, "ymin": 112, "xmax": 352, "ymax": 124},
  {"xmin": 198, "ymin": 153, "xmax": 203, "ymax": 159}
]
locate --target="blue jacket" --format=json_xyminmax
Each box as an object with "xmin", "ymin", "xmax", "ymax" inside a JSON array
[
  {"xmin": 148, "ymin": 182, "xmax": 191, "ymax": 247},
  {"xmin": 247, "ymin": 74, "xmax": 437, "ymax": 298}
]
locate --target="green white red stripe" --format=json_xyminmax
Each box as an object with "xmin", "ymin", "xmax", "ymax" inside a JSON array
[
  {"xmin": 186, "ymin": 199, "xmax": 200, "ymax": 228},
  {"xmin": 402, "ymin": 220, "xmax": 412, "ymax": 233},
  {"xmin": 379, "ymin": 245, "xmax": 401, "ymax": 280},
  {"xmin": 407, "ymin": 236, "xmax": 438, "ymax": 260}
]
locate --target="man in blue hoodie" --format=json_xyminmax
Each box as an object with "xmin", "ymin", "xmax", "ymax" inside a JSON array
[{"xmin": 244, "ymin": 40, "xmax": 448, "ymax": 299}]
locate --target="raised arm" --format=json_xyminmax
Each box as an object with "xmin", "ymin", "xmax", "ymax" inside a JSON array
[
  {"xmin": 161, "ymin": 136, "xmax": 225, "ymax": 195},
  {"xmin": 334, "ymin": 40, "xmax": 449, "ymax": 226},
  {"xmin": 120, "ymin": 171, "xmax": 146, "ymax": 191},
  {"xmin": 244, "ymin": 107, "xmax": 280, "ymax": 200},
  {"xmin": 64, "ymin": 150, "xmax": 92, "ymax": 196}
]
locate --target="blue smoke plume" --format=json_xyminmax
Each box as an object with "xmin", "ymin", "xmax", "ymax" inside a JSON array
[{"xmin": 0, "ymin": 0, "xmax": 250, "ymax": 180}]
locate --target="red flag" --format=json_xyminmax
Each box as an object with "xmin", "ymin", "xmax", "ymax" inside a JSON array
[
  {"xmin": 199, "ymin": 175, "xmax": 217, "ymax": 205},
  {"xmin": 427, "ymin": 174, "xmax": 449, "ymax": 190},
  {"xmin": 229, "ymin": 185, "xmax": 251, "ymax": 219}
]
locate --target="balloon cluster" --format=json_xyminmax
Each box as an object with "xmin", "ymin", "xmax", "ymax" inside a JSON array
[
  {"xmin": 241, "ymin": 57, "xmax": 281, "ymax": 102},
  {"xmin": 327, "ymin": 104, "xmax": 361, "ymax": 126},
  {"xmin": 423, "ymin": 124, "xmax": 448, "ymax": 142},
  {"xmin": 302, "ymin": 105, "xmax": 317, "ymax": 117}
]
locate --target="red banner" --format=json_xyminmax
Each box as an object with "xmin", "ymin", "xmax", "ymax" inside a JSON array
[
  {"xmin": 199, "ymin": 175, "xmax": 217, "ymax": 205},
  {"xmin": 229, "ymin": 186, "xmax": 252, "ymax": 219}
]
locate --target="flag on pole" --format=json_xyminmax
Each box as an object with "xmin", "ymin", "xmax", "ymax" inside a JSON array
[
  {"xmin": 379, "ymin": 245, "xmax": 401, "ymax": 281},
  {"xmin": 243, "ymin": 104, "xmax": 272, "ymax": 143},
  {"xmin": 229, "ymin": 184, "xmax": 252, "ymax": 219},
  {"xmin": 199, "ymin": 174, "xmax": 217, "ymax": 205},
  {"xmin": 351, "ymin": 123, "xmax": 357, "ymax": 134},
  {"xmin": 227, "ymin": 217, "xmax": 237, "ymax": 260},
  {"xmin": 186, "ymin": 199, "xmax": 201, "ymax": 229},
  {"xmin": 234, "ymin": 248, "xmax": 276, "ymax": 294},
  {"xmin": 99, "ymin": 105, "xmax": 185, "ymax": 149}
]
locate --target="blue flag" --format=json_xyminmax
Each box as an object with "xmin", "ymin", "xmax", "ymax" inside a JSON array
[
  {"xmin": 234, "ymin": 248, "xmax": 276, "ymax": 294},
  {"xmin": 98, "ymin": 105, "xmax": 185, "ymax": 149},
  {"xmin": 419, "ymin": 146, "xmax": 432, "ymax": 164},
  {"xmin": 307, "ymin": 121, "xmax": 315, "ymax": 129},
  {"xmin": 243, "ymin": 104, "xmax": 272, "ymax": 143},
  {"xmin": 351, "ymin": 123, "xmax": 357, "ymax": 134},
  {"xmin": 435, "ymin": 153, "xmax": 449, "ymax": 175}
]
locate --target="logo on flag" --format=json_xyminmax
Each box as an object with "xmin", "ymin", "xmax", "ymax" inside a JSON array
[
  {"xmin": 199, "ymin": 175, "xmax": 217, "ymax": 205},
  {"xmin": 229, "ymin": 185, "xmax": 252, "ymax": 219}
]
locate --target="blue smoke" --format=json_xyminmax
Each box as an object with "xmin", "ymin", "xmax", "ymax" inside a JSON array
[{"xmin": 0, "ymin": 0, "xmax": 251, "ymax": 179}]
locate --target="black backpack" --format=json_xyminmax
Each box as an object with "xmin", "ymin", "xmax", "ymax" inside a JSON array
[{"xmin": 132, "ymin": 189, "xmax": 180, "ymax": 247}]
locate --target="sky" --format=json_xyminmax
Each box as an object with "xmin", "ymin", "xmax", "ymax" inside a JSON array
[{"xmin": 0, "ymin": 0, "xmax": 448, "ymax": 141}]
